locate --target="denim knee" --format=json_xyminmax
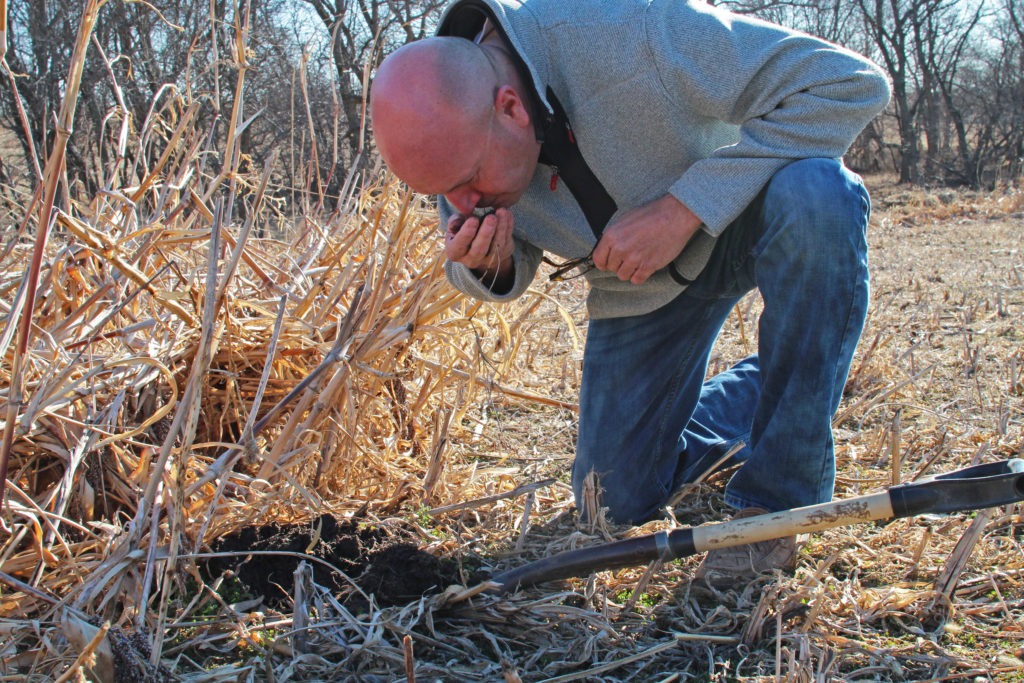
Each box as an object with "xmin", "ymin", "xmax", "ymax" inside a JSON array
[{"xmin": 758, "ymin": 159, "xmax": 870, "ymax": 250}]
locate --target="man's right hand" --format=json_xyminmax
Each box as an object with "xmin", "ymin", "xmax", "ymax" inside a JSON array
[
  {"xmin": 445, "ymin": 208, "xmax": 515, "ymax": 289},
  {"xmin": 591, "ymin": 194, "xmax": 703, "ymax": 285}
]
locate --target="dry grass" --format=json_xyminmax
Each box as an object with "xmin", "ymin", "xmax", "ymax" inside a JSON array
[{"xmin": 1, "ymin": 8, "xmax": 1023, "ymax": 681}]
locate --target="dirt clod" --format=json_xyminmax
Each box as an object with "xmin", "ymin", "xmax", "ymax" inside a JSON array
[{"xmin": 206, "ymin": 514, "xmax": 461, "ymax": 609}]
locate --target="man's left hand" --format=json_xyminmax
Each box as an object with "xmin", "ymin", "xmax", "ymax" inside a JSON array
[{"xmin": 591, "ymin": 194, "xmax": 704, "ymax": 285}]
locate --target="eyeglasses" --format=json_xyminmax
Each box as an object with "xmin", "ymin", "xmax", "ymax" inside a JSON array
[{"xmin": 544, "ymin": 253, "xmax": 594, "ymax": 281}]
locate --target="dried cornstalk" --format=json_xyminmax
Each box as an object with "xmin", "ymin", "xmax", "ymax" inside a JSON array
[{"xmin": 0, "ymin": 0, "xmax": 102, "ymax": 509}]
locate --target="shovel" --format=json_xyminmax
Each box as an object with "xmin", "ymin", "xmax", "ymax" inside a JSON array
[{"xmin": 491, "ymin": 459, "xmax": 1024, "ymax": 593}]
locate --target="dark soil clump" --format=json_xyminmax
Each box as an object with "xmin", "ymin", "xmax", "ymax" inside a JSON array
[
  {"xmin": 205, "ymin": 514, "xmax": 462, "ymax": 610},
  {"xmin": 109, "ymin": 626, "xmax": 174, "ymax": 683}
]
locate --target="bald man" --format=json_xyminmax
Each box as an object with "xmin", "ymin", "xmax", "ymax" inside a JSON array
[{"xmin": 371, "ymin": 0, "xmax": 890, "ymax": 587}]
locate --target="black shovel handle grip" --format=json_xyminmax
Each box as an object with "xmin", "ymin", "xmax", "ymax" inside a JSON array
[{"xmin": 890, "ymin": 458, "xmax": 1024, "ymax": 517}]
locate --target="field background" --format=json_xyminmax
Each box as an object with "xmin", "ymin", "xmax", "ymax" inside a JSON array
[{"xmin": 0, "ymin": 4, "xmax": 1023, "ymax": 679}]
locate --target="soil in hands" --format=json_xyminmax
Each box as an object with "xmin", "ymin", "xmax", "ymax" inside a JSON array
[{"xmin": 205, "ymin": 514, "xmax": 464, "ymax": 611}]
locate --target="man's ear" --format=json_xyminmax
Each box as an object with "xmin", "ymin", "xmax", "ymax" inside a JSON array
[{"xmin": 495, "ymin": 85, "xmax": 532, "ymax": 128}]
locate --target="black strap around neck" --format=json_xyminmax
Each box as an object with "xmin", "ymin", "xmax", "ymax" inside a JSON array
[
  {"xmin": 538, "ymin": 89, "xmax": 618, "ymax": 238},
  {"xmin": 538, "ymin": 91, "xmax": 692, "ymax": 285}
]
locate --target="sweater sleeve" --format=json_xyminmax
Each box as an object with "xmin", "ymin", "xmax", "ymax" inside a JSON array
[
  {"xmin": 649, "ymin": 0, "xmax": 891, "ymax": 234},
  {"xmin": 438, "ymin": 196, "xmax": 544, "ymax": 303}
]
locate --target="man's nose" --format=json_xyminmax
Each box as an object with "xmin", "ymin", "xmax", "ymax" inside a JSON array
[{"xmin": 445, "ymin": 188, "xmax": 480, "ymax": 216}]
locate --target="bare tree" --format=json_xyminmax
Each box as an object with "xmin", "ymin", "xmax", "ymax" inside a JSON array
[
  {"xmin": 1, "ymin": 0, "xmax": 310, "ymax": 197},
  {"xmin": 956, "ymin": 1, "xmax": 1024, "ymax": 184},
  {"xmin": 296, "ymin": 0, "xmax": 447, "ymax": 179},
  {"xmin": 910, "ymin": 0, "xmax": 985, "ymax": 185},
  {"xmin": 853, "ymin": 0, "xmax": 929, "ymax": 182}
]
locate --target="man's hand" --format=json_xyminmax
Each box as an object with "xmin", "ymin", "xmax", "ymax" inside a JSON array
[
  {"xmin": 591, "ymin": 194, "xmax": 703, "ymax": 285},
  {"xmin": 445, "ymin": 208, "xmax": 515, "ymax": 288}
]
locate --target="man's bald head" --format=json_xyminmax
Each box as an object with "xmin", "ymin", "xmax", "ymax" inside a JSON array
[
  {"xmin": 371, "ymin": 35, "xmax": 541, "ymax": 212},
  {"xmin": 370, "ymin": 38, "xmax": 498, "ymax": 190}
]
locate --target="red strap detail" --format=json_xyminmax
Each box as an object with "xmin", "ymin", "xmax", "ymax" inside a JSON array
[
  {"xmin": 550, "ymin": 170, "xmax": 559, "ymax": 191},
  {"xmin": 567, "ymin": 126, "xmax": 575, "ymax": 145}
]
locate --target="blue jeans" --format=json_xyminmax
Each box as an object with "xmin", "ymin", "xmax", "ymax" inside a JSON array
[{"xmin": 572, "ymin": 159, "xmax": 871, "ymax": 524}]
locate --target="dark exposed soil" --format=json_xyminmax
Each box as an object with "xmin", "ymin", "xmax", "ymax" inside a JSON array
[
  {"xmin": 205, "ymin": 514, "xmax": 465, "ymax": 610},
  {"xmin": 109, "ymin": 626, "xmax": 174, "ymax": 683}
]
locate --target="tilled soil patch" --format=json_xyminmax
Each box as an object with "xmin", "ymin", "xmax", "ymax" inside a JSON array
[{"xmin": 205, "ymin": 515, "xmax": 464, "ymax": 610}]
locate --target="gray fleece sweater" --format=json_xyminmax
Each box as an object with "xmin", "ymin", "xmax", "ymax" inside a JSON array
[{"xmin": 437, "ymin": 0, "xmax": 891, "ymax": 319}]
